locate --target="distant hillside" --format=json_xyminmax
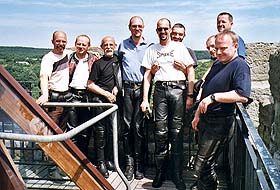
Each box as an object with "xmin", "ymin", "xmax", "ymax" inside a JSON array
[
  {"xmin": 0, "ymin": 46, "xmax": 50, "ymax": 59},
  {"xmin": 195, "ymin": 50, "xmax": 211, "ymax": 60},
  {"xmin": 0, "ymin": 46, "xmax": 209, "ymax": 60}
]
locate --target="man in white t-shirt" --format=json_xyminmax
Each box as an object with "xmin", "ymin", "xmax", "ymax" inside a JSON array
[
  {"xmin": 36, "ymin": 30, "xmax": 71, "ymax": 126},
  {"xmin": 36, "ymin": 30, "xmax": 72, "ymax": 179},
  {"xmin": 140, "ymin": 18, "xmax": 195, "ymax": 190}
]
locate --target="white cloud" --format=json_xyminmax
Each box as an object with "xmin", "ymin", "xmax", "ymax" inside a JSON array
[{"xmin": 0, "ymin": 0, "xmax": 279, "ymax": 49}]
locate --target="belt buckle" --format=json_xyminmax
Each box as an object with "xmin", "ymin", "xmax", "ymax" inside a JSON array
[
  {"xmin": 78, "ymin": 91, "xmax": 84, "ymax": 96},
  {"xmin": 161, "ymin": 81, "xmax": 167, "ymax": 86}
]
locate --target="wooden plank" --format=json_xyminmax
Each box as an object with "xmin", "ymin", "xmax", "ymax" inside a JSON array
[
  {"xmin": 0, "ymin": 140, "xmax": 25, "ymax": 184},
  {"xmin": 0, "ymin": 140, "xmax": 26, "ymax": 190},
  {"xmin": 0, "ymin": 65, "xmax": 113, "ymax": 190}
]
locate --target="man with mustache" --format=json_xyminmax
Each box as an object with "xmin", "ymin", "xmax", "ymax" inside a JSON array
[{"xmin": 87, "ymin": 36, "xmax": 122, "ymax": 178}]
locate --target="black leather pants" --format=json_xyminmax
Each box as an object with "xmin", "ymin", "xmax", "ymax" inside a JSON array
[
  {"xmin": 153, "ymin": 83, "xmax": 186, "ymax": 176},
  {"xmin": 91, "ymin": 95, "xmax": 114, "ymax": 163},
  {"xmin": 194, "ymin": 114, "xmax": 235, "ymax": 190},
  {"xmin": 123, "ymin": 83, "xmax": 145, "ymax": 165},
  {"xmin": 67, "ymin": 93, "xmax": 91, "ymax": 155}
]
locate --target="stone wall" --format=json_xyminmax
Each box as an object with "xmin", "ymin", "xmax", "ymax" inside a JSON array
[{"xmin": 246, "ymin": 42, "xmax": 280, "ymax": 166}]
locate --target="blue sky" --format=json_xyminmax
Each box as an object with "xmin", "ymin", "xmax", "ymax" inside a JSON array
[{"xmin": 0, "ymin": 0, "xmax": 279, "ymax": 50}]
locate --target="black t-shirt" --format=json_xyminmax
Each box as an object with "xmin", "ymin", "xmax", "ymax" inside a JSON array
[
  {"xmin": 201, "ymin": 56, "xmax": 251, "ymax": 115},
  {"xmin": 88, "ymin": 55, "xmax": 117, "ymax": 92}
]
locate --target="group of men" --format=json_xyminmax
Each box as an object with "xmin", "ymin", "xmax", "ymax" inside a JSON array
[{"xmin": 36, "ymin": 11, "xmax": 251, "ymax": 190}]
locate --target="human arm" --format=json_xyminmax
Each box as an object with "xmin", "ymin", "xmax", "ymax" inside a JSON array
[
  {"xmin": 192, "ymin": 106, "xmax": 201, "ymax": 131},
  {"xmin": 36, "ymin": 74, "xmax": 49, "ymax": 105},
  {"xmin": 198, "ymin": 90, "xmax": 249, "ymax": 114},
  {"xmin": 186, "ymin": 65, "xmax": 195, "ymax": 109},
  {"xmin": 87, "ymin": 80, "xmax": 116, "ymax": 103},
  {"xmin": 173, "ymin": 59, "xmax": 187, "ymax": 75},
  {"xmin": 140, "ymin": 68, "xmax": 152, "ymax": 112}
]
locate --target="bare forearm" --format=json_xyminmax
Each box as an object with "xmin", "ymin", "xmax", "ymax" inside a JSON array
[
  {"xmin": 213, "ymin": 90, "xmax": 248, "ymax": 103},
  {"xmin": 142, "ymin": 69, "xmax": 152, "ymax": 102},
  {"xmin": 39, "ymin": 75, "xmax": 49, "ymax": 96},
  {"xmin": 187, "ymin": 66, "xmax": 195, "ymax": 95},
  {"xmin": 87, "ymin": 80, "xmax": 109, "ymax": 97}
]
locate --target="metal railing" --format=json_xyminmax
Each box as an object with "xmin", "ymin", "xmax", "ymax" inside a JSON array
[
  {"xmin": 0, "ymin": 102, "xmax": 131, "ymax": 190},
  {"xmin": 228, "ymin": 103, "xmax": 280, "ymax": 190}
]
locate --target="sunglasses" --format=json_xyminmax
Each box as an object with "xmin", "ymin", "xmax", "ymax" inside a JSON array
[{"xmin": 157, "ymin": 27, "xmax": 169, "ymax": 32}]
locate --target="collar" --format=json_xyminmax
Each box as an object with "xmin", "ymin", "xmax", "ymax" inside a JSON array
[
  {"xmin": 72, "ymin": 52, "xmax": 90, "ymax": 63},
  {"xmin": 129, "ymin": 36, "xmax": 147, "ymax": 46}
]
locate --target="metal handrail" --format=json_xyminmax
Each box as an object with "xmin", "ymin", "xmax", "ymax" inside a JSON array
[
  {"xmin": 0, "ymin": 102, "xmax": 131, "ymax": 190},
  {"xmin": 233, "ymin": 103, "xmax": 280, "ymax": 190}
]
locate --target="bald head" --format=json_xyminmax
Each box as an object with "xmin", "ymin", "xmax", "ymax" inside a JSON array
[{"xmin": 101, "ymin": 36, "xmax": 117, "ymax": 58}]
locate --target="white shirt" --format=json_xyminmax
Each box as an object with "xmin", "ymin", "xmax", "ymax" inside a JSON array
[
  {"xmin": 142, "ymin": 41, "xmax": 194, "ymax": 82},
  {"xmin": 69, "ymin": 54, "xmax": 89, "ymax": 89},
  {"xmin": 40, "ymin": 49, "xmax": 72, "ymax": 92}
]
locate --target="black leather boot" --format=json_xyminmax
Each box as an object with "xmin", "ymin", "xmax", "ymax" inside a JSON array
[
  {"xmin": 170, "ymin": 129, "xmax": 186, "ymax": 190},
  {"xmin": 134, "ymin": 162, "xmax": 144, "ymax": 180},
  {"xmin": 124, "ymin": 155, "xmax": 134, "ymax": 181},
  {"xmin": 96, "ymin": 161, "xmax": 109, "ymax": 178},
  {"xmin": 172, "ymin": 173, "xmax": 186, "ymax": 190},
  {"xmin": 152, "ymin": 170, "xmax": 165, "ymax": 188},
  {"xmin": 171, "ymin": 154, "xmax": 186, "ymax": 190},
  {"xmin": 152, "ymin": 156, "xmax": 167, "ymax": 188},
  {"xmin": 106, "ymin": 161, "xmax": 116, "ymax": 171}
]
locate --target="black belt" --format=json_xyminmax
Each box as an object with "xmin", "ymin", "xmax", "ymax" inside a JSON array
[
  {"xmin": 49, "ymin": 90, "xmax": 69, "ymax": 96},
  {"xmin": 70, "ymin": 88, "xmax": 87, "ymax": 96},
  {"xmin": 123, "ymin": 80, "xmax": 142, "ymax": 88},
  {"xmin": 155, "ymin": 80, "xmax": 186, "ymax": 87}
]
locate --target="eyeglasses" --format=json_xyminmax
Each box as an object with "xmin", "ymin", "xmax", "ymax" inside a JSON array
[{"xmin": 157, "ymin": 27, "xmax": 169, "ymax": 32}]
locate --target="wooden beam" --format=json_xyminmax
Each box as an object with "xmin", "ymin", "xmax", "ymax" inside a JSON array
[{"xmin": 0, "ymin": 140, "xmax": 25, "ymax": 190}]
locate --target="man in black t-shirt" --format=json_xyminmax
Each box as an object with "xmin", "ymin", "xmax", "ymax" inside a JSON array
[
  {"xmin": 190, "ymin": 30, "xmax": 251, "ymax": 190},
  {"xmin": 87, "ymin": 36, "xmax": 121, "ymax": 178}
]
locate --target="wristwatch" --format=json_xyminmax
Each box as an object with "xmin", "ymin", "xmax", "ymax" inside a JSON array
[{"xmin": 210, "ymin": 94, "xmax": 217, "ymax": 102}]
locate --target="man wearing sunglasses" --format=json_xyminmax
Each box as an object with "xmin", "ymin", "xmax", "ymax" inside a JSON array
[{"xmin": 141, "ymin": 18, "xmax": 195, "ymax": 190}]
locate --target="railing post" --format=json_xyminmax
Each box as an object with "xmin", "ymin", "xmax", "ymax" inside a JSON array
[{"xmin": 112, "ymin": 111, "xmax": 131, "ymax": 190}]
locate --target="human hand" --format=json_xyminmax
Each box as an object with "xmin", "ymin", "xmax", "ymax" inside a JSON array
[
  {"xmin": 191, "ymin": 114, "xmax": 200, "ymax": 131},
  {"xmin": 112, "ymin": 86, "xmax": 118, "ymax": 96},
  {"xmin": 36, "ymin": 94, "xmax": 48, "ymax": 105},
  {"xmin": 198, "ymin": 96, "xmax": 212, "ymax": 113},
  {"xmin": 173, "ymin": 59, "xmax": 186, "ymax": 72},
  {"xmin": 140, "ymin": 100, "xmax": 149, "ymax": 112},
  {"xmin": 105, "ymin": 91, "xmax": 116, "ymax": 103},
  {"xmin": 151, "ymin": 61, "xmax": 160, "ymax": 75}
]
